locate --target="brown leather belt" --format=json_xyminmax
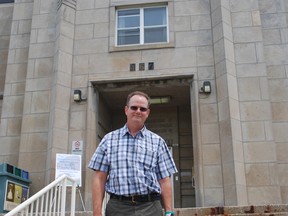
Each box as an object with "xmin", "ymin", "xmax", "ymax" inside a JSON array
[{"xmin": 110, "ymin": 193, "xmax": 161, "ymax": 203}]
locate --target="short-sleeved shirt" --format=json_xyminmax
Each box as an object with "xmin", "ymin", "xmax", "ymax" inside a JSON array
[{"xmin": 88, "ymin": 124, "xmax": 177, "ymax": 196}]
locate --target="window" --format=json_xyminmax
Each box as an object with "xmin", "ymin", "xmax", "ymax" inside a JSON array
[
  {"xmin": 0, "ymin": 0, "xmax": 14, "ymax": 3},
  {"xmin": 116, "ymin": 6, "xmax": 168, "ymax": 46}
]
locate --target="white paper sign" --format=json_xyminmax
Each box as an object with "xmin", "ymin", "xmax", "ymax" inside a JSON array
[
  {"xmin": 55, "ymin": 154, "xmax": 82, "ymax": 187},
  {"xmin": 72, "ymin": 140, "xmax": 83, "ymax": 155}
]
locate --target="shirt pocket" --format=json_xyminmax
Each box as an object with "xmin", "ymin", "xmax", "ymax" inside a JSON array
[{"xmin": 136, "ymin": 146, "xmax": 157, "ymax": 170}]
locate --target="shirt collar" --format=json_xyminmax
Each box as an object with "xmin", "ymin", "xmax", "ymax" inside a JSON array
[{"xmin": 121, "ymin": 124, "xmax": 146, "ymax": 137}]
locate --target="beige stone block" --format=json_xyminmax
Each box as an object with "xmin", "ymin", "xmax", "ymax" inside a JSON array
[
  {"xmin": 14, "ymin": 48, "xmax": 29, "ymax": 63},
  {"xmin": 236, "ymin": 63, "xmax": 266, "ymax": 77},
  {"xmin": 198, "ymin": 66, "xmax": 215, "ymax": 80},
  {"xmin": 174, "ymin": 1, "xmax": 210, "ymax": 16},
  {"xmin": 0, "ymin": 137, "xmax": 20, "ymax": 155},
  {"xmin": 94, "ymin": 22, "xmax": 109, "ymax": 38},
  {"xmin": 37, "ymin": 28, "xmax": 55, "ymax": 43},
  {"xmin": 19, "ymin": 133, "xmax": 48, "ymax": 152},
  {"xmin": 31, "ymin": 14, "xmax": 56, "ymax": 29},
  {"xmin": 29, "ymin": 43, "xmax": 54, "ymax": 58},
  {"xmin": 281, "ymin": 28, "xmax": 288, "ymax": 44},
  {"xmin": 214, "ymin": 38, "xmax": 225, "ymax": 64},
  {"xmin": 240, "ymin": 101, "xmax": 272, "ymax": 121},
  {"xmin": 276, "ymin": 142, "xmax": 288, "ymax": 162},
  {"xmin": 18, "ymin": 20, "xmax": 31, "ymax": 34},
  {"xmin": 174, "ymin": 16, "xmax": 190, "ymax": 32},
  {"xmin": 231, "ymin": 119, "xmax": 242, "ymax": 142},
  {"xmin": 74, "ymin": 38, "xmax": 108, "ymax": 54},
  {"xmin": 244, "ymin": 142, "xmax": 276, "ymax": 163},
  {"xmin": 229, "ymin": 99, "xmax": 240, "ymax": 120},
  {"xmin": 52, "ymin": 128, "xmax": 69, "ymax": 149},
  {"xmin": 76, "ymin": 8, "xmax": 109, "ymax": 25},
  {"xmin": 242, "ymin": 121, "xmax": 265, "ymax": 141},
  {"xmin": 31, "ymin": 91, "xmax": 50, "ymax": 113},
  {"xmin": 223, "ymin": 22, "xmax": 233, "ymax": 42},
  {"xmin": 191, "ymin": 15, "xmax": 211, "ymax": 30},
  {"xmin": 221, "ymin": 5, "xmax": 232, "ymax": 26},
  {"xmin": 13, "ymin": 3, "xmax": 33, "ymax": 20},
  {"xmin": 176, "ymin": 30, "xmax": 212, "ymax": 47},
  {"xmin": 7, "ymin": 117, "xmax": 22, "ymax": 136},
  {"xmin": 211, "ymin": 5, "xmax": 221, "ymax": 27},
  {"xmin": 234, "ymin": 162, "xmax": 246, "ymax": 185},
  {"xmin": 212, "ymin": 22, "xmax": 223, "ymax": 44},
  {"xmin": 259, "ymin": 77, "xmax": 270, "ymax": 100},
  {"xmin": 202, "ymin": 144, "xmax": 221, "ymax": 165},
  {"xmin": 267, "ymin": 65, "xmax": 286, "ymax": 78},
  {"xmin": 252, "ymin": 10, "xmax": 261, "ymax": 26},
  {"xmin": 247, "ymin": 186, "xmax": 281, "ymax": 204},
  {"xmin": 265, "ymin": 45, "xmax": 288, "ymax": 65},
  {"xmin": 256, "ymin": 42, "xmax": 265, "ymax": 63},
  {"xmin": 232, "ymin": 12, "xmax": 252, "ymax": 27},
  {"xmin": 56, "ymin": 51, "xmax": 73, "ymax": 75},
  {"xmin": 263, "ymin": 29, "xmax": 281, "ymax": 45},
  {"xmin": 227, "ymin": 74, "xmax": 238, "ymax": 100},
  {"xmin": 246, "ymin": 163, "xmax": 270, "ymax": 186},
  {"xmin": 197, "ymin": 46, "xmax": 214, "ymax": 66},
  {"xmin": 269, "ymin": 79, "xmax": 288, "ymax": 101},
  {"xmin": 35, "ymin": 58, "xmax": 53, "ymax": 78},
  {"xmin": 75, "ymin": 24, "xmax": 93, "ymax": 39},
  {"xmin": 19, "ymin": 152, "xmax": 47, "ymax": 172},
  {"xmin": 201, "ymin": 123, "xmax": 220, "ymax": 144},
  {"xmin": 55, "ymin": 85, "xmax": 71, "ymax": 110},
  {"xmin": 2, "ymin": 95, "xmax": 24, "ymax": 117},
  {"xmin": 234, "ymin": 27, "xmax": 262, "ymax": 43},
  {"xmin": 5, "ymin": 64, "xmax": 27, "ymax": 82},
  {"xmin": 203, "ymin": 188, "xmax": 224, "ymax": 206},
  {"xmin": 216, "ymin": 75, "xmax": 228, "ymax": 101},
  {"xmin": 22, "ymin": 114, "xmax": 49, "ymax": 133},
  {"xmin": 53, "ymin": 109, "xmax": 69, "ymax": 129},
  {"xmin": 26, "ymin": 77, "xmax": 51, "ymax": 91},
  {"xmin": 0, "ymin": 118, "xmax": 7, "ymax": 136},
  {"xmin": 58, "ymin": 35, "xmax": 74, "ymax": 54},
  {"xmin": 273, "ymin": 122, "xmax": 288, "ymax": 142},
  {"xmin": 203, "ymin": 165, "xmax": 223, "ymax": 187},
  {"xmin": 230, "ymin": 0, "xmax": 259, "ymax": 12},
  {"xmin": 70, "ymin": 111, "xmax": 87, "ymax": 130},
  {"xmin": 200, "ymin": 103, "xmax": 218, "ymax": 123},
  {"xmin": 235, "ymin": 43, "xmax": 256, "ymax": 64},
  {"xmin": 222, "ymin": 162, "xmax": 236, "ymax": 186},
  {"xmin": 77, "ymin": 0, "xmax": 94, "ymax": 10}
]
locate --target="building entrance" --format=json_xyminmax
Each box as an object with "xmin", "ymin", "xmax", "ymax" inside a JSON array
[{"xmin": 92, "ymin": 76, "xmax": 195, "ymax": 208}]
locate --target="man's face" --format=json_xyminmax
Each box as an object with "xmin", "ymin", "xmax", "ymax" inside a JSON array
[{"xmin": 125, "ymin": 95, "xmax": 150, "ymax": 127}]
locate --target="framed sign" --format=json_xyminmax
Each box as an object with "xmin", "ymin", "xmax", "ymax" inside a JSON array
[
  {"xmin": 4, "ymin": 180, "xmax": 29, "ymax": 211},
  {"xmin": 55, "ymin": 154, "xmax": 82, "ymax": 187}
]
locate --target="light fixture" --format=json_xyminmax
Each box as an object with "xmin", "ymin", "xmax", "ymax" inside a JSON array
[
  {"xmin": 150, "ymin": 96, "xmax": 171, "ymax": 105},
  {"xmin": 200, "ymin": 81, "xmax": 211, "ymax": 94},
  {"xmin": 73, "ymin": 90, "xmax": 87, "ymax": 102}
]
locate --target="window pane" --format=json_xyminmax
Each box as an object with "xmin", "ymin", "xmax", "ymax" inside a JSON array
[
  {"xmin": 118, "ymin": 9, "xmax": 140, "ymax": 28},
  {"xmin": 118, "ymin": 29, "xmax": 140, "ymax": 45},
  {"xmin": 144, "ymin": 27, "xmax": 167, "ymax": 43},
  {"xmin": 144, "ymin": 7, "xmax": 166, "ymax": 26},
  {"xmin": 118, "ymin": 16, "xmax": 139, "ymax": 28}
]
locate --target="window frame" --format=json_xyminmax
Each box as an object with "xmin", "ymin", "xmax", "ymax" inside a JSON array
[{"xmin": 115, "ymin": 5, "xmax": 169, "ymax": 47}]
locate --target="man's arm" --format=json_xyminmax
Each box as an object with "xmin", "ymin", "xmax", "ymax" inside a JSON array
[
  {"xmin": 92, "ymin": 170, "xmax": 108, "ymax": 216},
  {"xmin": 159, "ymin": 176, "xmax": 173, "ymax": 213}
]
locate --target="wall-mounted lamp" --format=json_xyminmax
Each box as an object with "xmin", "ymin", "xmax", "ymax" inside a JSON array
[
  {"xmin": 200, "ymin": 81, "xmax": 211, "ymax": 94},
  {"xmin": 73, "ymin": 90, "xmax": 87, "ymax": 102}
]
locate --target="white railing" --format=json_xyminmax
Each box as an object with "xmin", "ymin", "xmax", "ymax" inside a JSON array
[{"xmin": 5, "ymin": 175, "xmax": 77, "ymax": 216}]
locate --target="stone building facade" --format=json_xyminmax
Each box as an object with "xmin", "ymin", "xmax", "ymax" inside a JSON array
[{"xmin": 1, "ymin": 0, "xmax": 288, "ymax": 211}]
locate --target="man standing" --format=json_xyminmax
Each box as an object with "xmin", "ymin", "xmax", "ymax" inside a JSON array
[{"xmin": 88, "ymin": 91, "xmax": 177, "ymax": 216}]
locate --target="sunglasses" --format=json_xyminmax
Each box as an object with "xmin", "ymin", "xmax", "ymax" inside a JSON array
[{"xmin": 129, "ymin": 106, "xmax": 149, "ymax": 112}]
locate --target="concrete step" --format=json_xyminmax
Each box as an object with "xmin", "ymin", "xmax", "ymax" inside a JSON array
[{"xmin": 2, "ymin": 205, "xmax": 288, "ymax": 216}]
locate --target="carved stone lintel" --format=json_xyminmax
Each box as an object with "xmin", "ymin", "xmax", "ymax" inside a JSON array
[{"xmin": 57, "ymin": 0, "xmax": 76, "ymax": 10}]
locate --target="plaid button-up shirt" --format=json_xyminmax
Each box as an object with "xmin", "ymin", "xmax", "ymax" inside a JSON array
[{"xmin": 88, "ymin": 124, "xmax": 177, "ymax": 196}]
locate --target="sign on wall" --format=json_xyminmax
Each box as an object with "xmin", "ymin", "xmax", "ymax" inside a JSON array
[
  {"xmin": 4, "ymin": 180, "xmax": 29, "ymax": 211},
  {"xmin": 55, "ymin": 154, "xmax": 82, "ymax": 187},
  {"xmin": 71, "ymin": 140, "xmax": 83, "ymax": 155}
]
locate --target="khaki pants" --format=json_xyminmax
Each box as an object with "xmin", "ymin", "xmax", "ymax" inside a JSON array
[{"xmin": 105, "ymin": 198, "xmax": 163, "ymax": 216}]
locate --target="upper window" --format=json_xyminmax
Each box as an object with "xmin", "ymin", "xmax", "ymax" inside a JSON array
[
  {"xmin": 0, "ymin": 0, "xmax": 14, "ymax": 3},
  {"xmin": 116, "ymin": 6, "xmax": 168, "ymax": 46}
]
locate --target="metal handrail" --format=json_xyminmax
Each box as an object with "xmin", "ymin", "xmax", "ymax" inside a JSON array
[{"xmin": 5, "ymin": 174, "xmax": 77, "ymax": 216}]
